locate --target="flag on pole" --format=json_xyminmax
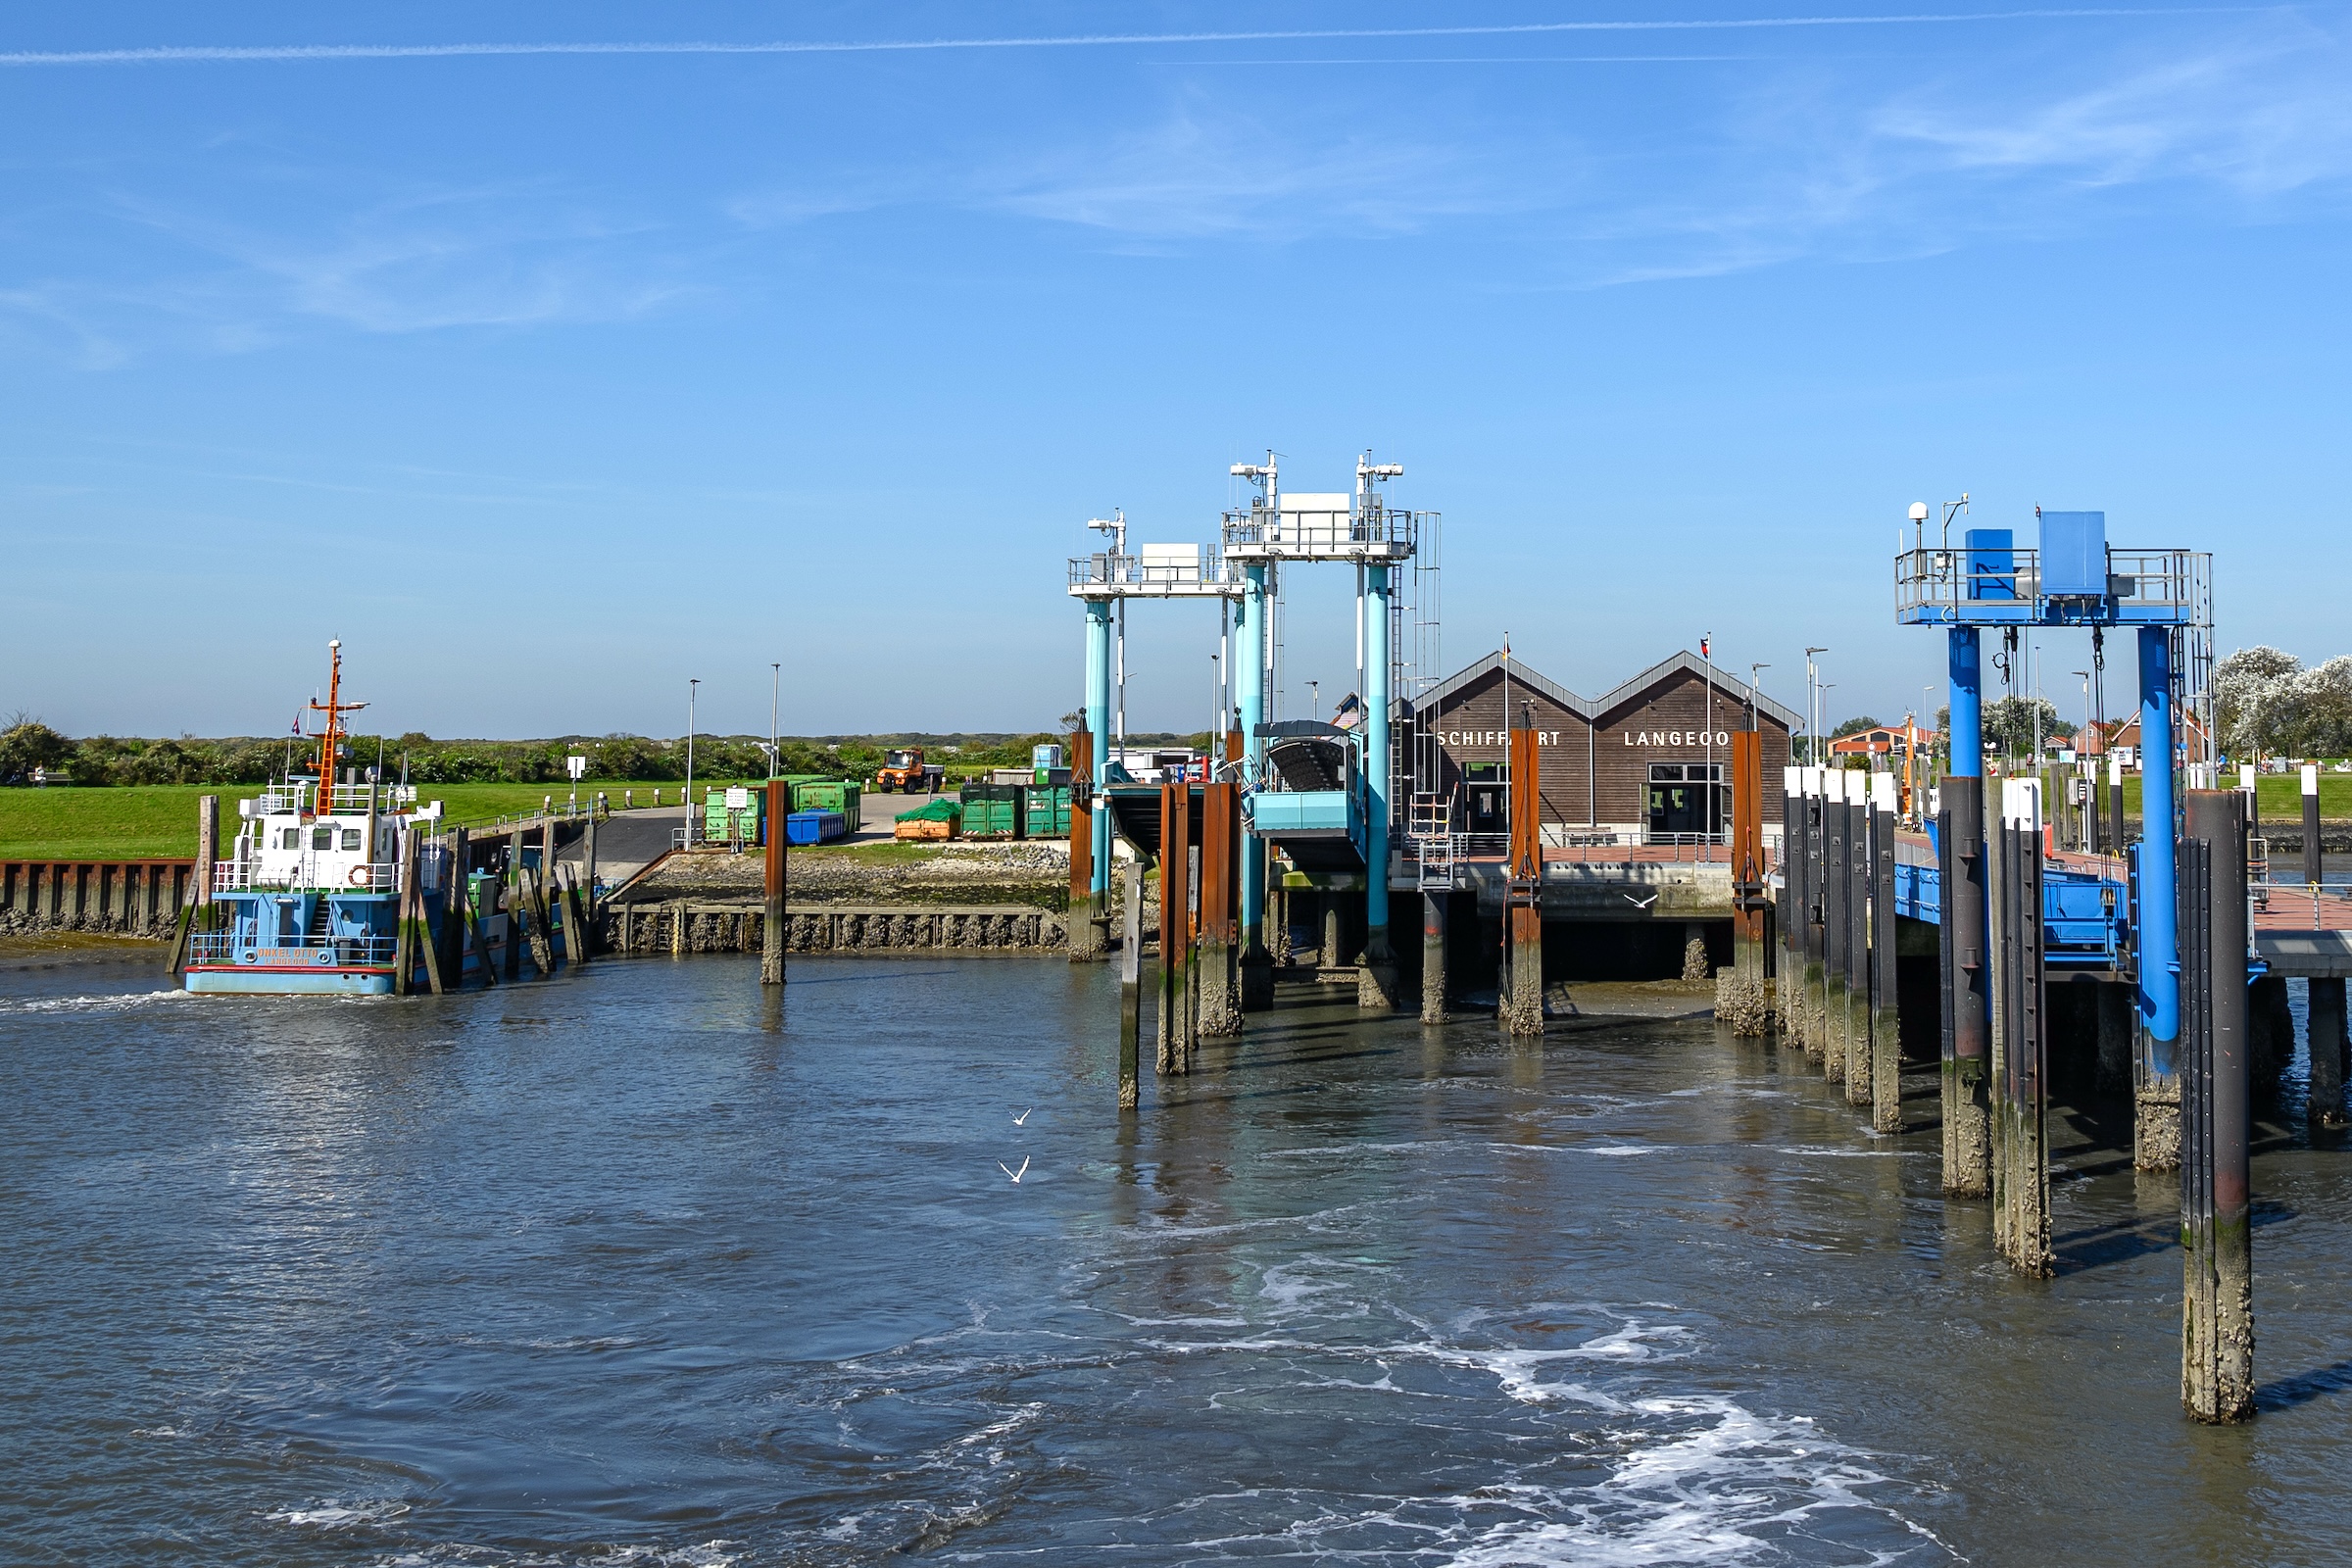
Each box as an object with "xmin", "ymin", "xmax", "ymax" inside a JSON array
[{"xmin": 1699, "ymin": 636, "xmax": 1710, "ymax": 661}]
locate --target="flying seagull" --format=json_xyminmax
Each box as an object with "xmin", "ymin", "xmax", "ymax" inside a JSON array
[
  {"xmin": 1013, "ymin": 1108, "xmax": 1031, "ymax": 1126},
  {"xmin": 999, "ymin": 1157, "xmax": 1030, "ymax": 1184},
  {"xmin": 1623, "ymin": 891, "xmax": 1658, "ymax": 909}
]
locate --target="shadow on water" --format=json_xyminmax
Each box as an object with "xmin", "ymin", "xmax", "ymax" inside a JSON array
[
  {"xmin": 2053, "ymin": 1198, "xmax": 2297, "ymax": 1274},
  {"xmin": 2259, "ymin": 1358, "xmax": 2352, "ymax": 1410}
]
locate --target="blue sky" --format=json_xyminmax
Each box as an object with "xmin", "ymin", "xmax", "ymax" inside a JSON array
[{"xmin": 4, "ymin": 3, "xmax": 2347, "ymax": 742}]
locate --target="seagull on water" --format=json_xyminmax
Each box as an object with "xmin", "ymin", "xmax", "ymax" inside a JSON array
[
  {"xmin": 1013, "ymin": 1108, "xmax": 1031, "ymax": 1126},
  {"xmin": 999, "ymin": 1157, "xmax": 1030, "ymax": 1184}
]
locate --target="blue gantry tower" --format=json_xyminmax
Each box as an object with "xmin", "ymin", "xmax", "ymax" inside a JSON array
[{"xmin": 1897, "ymin": 507, "xmax": 2213, "ymax": 1160}]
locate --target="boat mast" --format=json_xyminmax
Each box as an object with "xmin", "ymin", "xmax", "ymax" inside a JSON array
[{"xmin": 305, "ymin": 639, "xmax": 368, "ymax": 810}]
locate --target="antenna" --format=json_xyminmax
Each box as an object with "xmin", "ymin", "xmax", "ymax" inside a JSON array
[{"xmin": 1085, "ymin": 507, "xmax": 1127, "ymax": 559}]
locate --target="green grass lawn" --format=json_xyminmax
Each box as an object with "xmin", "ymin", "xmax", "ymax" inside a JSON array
[
  {"xmin": 0, "ymin": 783, "xmax": 692, "ymax": 860},
  {"xmin": 2084, "ymin": 774, "xmax": 2352, "ymax": 819}
]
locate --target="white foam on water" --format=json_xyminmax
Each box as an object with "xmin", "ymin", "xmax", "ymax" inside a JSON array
[
  {"xmin": 368, "ymin": 1542, "xmax": 742, "ymax": 1567},
  {"xmin": 1432, "ymin": 1395, "xmax": 1954, "ymax": 1566},
  {"xmin": 0, "ymin": 988, "xmax": 198, "ymax": 1015},
  {"xmin": 268, "ymin": 1498, "xmax": 411, "ymax": 1529}
]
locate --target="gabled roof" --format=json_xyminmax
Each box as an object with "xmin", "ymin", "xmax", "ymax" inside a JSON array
[
  {"xmin": 1404, "ymin": 647, "xmax": 1803, "ymax": 732},
  {"xmin": 1409, "ymin": 649, "xmax": 1586, "ymax": 718},
  {"xmin": 1587, "ymin": 650, "xmax": 1805, "ymax": 731}
]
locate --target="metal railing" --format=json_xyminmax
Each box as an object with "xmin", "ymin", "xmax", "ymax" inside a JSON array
[
  {"xmin": 1066, "ymin": 549, "xmax": 1244, "ymax": 593},
  {"xmin": 2250, "ymin": 870, "xmax": 2352, "ymax": 932},
  {"xmin": 1895, "ymin": 545, "xmax": 2209, "ymax": 625},
  {"xmin": 187, "ymin": 930, "xmax": 397, "ymax": 965},
  {"xmin": 1220, "ymin": 501, "xmax": 1420, "ymax": 557},
  {"xmin": 214, "ymin": 858, "xmax": 396, "ymax": 893}
]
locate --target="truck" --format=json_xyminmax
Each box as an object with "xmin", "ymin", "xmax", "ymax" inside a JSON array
[{"xmin": 874, "ymin": 747, "xmax": 946, "ymax": 795}]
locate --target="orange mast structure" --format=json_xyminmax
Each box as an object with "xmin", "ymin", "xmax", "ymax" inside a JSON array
[{"xmin": 305, "ymin": 639, "xmax": 368, "ymax": 809}]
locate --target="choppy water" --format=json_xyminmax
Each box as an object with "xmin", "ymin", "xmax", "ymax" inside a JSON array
[{"xmin": 6, "ymin": 949, "xmax": 2352, "ymax": 1567}]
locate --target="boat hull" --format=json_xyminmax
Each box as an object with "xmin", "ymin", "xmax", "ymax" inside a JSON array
[{"xmin": 186, "ymin": 966, "xmax": 395, "ymax": 996}]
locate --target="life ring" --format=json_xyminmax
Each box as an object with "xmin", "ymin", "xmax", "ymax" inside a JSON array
[{"xmin": 347, "ymin": 863, "xmax": 372, "ymax": 886}]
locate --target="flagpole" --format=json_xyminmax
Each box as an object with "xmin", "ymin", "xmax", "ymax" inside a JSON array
[{"xmin": 1702, "ymin": 635, "xmax": 1714, "ymax": 857}]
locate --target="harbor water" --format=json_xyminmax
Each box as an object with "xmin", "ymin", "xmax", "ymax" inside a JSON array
[{"xmin": 6, "ymin": 949, "xmax": 2352, "ymax": 1566}]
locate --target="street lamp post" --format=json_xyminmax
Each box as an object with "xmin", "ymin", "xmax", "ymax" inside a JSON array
[
  {"xmin": 686, "ymin": 678, "xmax": 700, "ymax": 848},
  {"xmin": 1804, "ymin": 647, "xmax": 1828, "ymax": 766},
  {"xmin": 770, "ymin": 662, "xmax": 782, "ymax": 780}
]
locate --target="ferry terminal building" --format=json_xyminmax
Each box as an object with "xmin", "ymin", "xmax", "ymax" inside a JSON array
[{"xmin": 1398, "ymin": 650, "xmax": 1799, "ymax": 846}]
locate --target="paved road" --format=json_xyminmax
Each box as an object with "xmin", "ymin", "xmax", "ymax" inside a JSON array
[{"xmin": 565, "ymin": 790, "xmax": 963, "ymax": 891}]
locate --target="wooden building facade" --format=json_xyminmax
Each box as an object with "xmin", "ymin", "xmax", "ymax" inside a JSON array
[{"xmin": 1398, "ymin": 650, "xmax": 1798, "ymax": 842}]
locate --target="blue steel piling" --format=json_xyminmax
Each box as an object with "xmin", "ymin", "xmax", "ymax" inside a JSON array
[
  {"xmin": 1358, "ymin": 564, "xmax": 1397, "ymax": 1007},
  {"xmin": 2137, "ymin": 624, "xmax": 2182, "ymax": 1168},
  {"xmin": 1238, "ymin": 563, "xmax": 1274, "ymax": 1009},
  {"xmin": 1943, "ymin": 625, "xmax": 1993, "ymax": 1196}
]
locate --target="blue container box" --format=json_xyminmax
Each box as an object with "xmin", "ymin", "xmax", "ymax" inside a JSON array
[
  {"xmin": 2037, "ymin": 511, "xmax": 2107, "ymax": 597},
  {"xmin": 785, "ymin": 809, "xmax": 847, "ymax": 846}
]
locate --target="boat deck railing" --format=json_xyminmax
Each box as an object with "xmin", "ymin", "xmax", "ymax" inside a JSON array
[
  {"xmin": 187, "ymin": 930, "xmax": 397, "ymax": 965},
  {"xmin": 215, "ymin": 858, "xmax": 397, "ymax": 894}
]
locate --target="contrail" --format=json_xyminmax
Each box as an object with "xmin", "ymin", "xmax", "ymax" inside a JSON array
[{"xmin": 0, "ymin": 12, "xmax": 2251, "ymax": 68}]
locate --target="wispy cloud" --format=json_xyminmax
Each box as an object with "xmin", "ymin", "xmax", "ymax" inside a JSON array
[
  {"xmin": 1871, "ymin": 24, "xmax": 2352, "ymax": 195},
  {"xmin": 926, "ymin": 12, "xmax": 2352, "ymax": 279},
  {"xmin": 0, "ymin": 13, "xmax": 2252, "ymax": 68},
  {"xmin": 978, "ymin": 108, "xmax": 1566, "ymax": 241},
  {"xmin": 0, "ymin": 179, "xmax": 699, "ymax": 361}
]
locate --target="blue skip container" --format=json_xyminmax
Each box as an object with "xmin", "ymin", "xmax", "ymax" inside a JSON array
[{"xmin": 784, "ymin": 809, "xmax": 848, "ymax": 846}]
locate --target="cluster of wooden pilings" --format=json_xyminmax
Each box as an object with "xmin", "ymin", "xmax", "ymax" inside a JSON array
[
  {"xmin": 391, "ymin": 811, "xmax": 600, "ymax": 993},
  {"xmin": 1776, "ymin": 766, "xmax": 1905, "ymax": 1134}
]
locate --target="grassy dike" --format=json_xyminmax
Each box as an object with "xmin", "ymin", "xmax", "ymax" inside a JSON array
[{"xmin": 0, "ymin": 782, "xmax": 697, "ymax": 860}]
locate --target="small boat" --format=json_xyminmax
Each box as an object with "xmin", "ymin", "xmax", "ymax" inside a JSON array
[{"xmin": 184, "ymin": 640, "xmax": 558, "ymax": 995}]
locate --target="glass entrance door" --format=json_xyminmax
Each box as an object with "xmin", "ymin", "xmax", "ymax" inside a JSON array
[{"xmin": 1646, "ymin": 762, "xmax": 1723, "ymax": 840}]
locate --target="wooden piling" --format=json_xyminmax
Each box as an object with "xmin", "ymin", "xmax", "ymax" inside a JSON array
[
  {"xmin": 583, "ymin": 807, "xmax": 600, "ymax": 916},
  {"xmin": 166, "ymin": 794, "xmax": 219, "ymax": 976},
  {"xmin": 504, "ymin": 827, "xmax": 524, "ymax": 980},
  {"xmin": 2180, "ymin": 788, "xmax": 2254, "ymax": 1422},
  {"xmin": 1198, "ymin": 780, "xmax": 1241, "ymax": 1035},
  {"xmin": 416, "ymin": 836, "xmax": 447, "ymax": 996},
  {"xmin": 462, "ymin": 895, "xmax": 499, "ymax": 987},
  {"xmin": 520, "ymin": 867, "xmax": 555, "ymax": 976},
  {"xmin": 445, "ymin": 827, "xmax": 471, "ymax": 986},
  {"xmin": 1502, "ymin": 725, "xmax": 1544, "ymax": 1038},
  {"xmin": 1119, "ymin": 852, "xmax": 1143, "ymax": 1108},
  {"xmin": 1421, "ymin": 890, "xmax": 1448, "ymax": 1025},
  {"xmin": 762, "ymin": 779, "xmax": 787, "ymax": 986},
  {"xmin": 1870, "ymin": 776, "xmax": 1903, "ymax": 1132},
  {"xmin": 1942, "ymin": 774, "xmax": 1992, "ymax": 1197},
  {"xmin": 1156, "ymin": 780, "xmax": 1193, "ymax": 1074},
  {"xmin": 392, "ymin": 830, "xmax": 416, "ymax": 997},
  {"xmin": 562, "ymin": 866, "xmax": 591, "ymax": 969}
]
